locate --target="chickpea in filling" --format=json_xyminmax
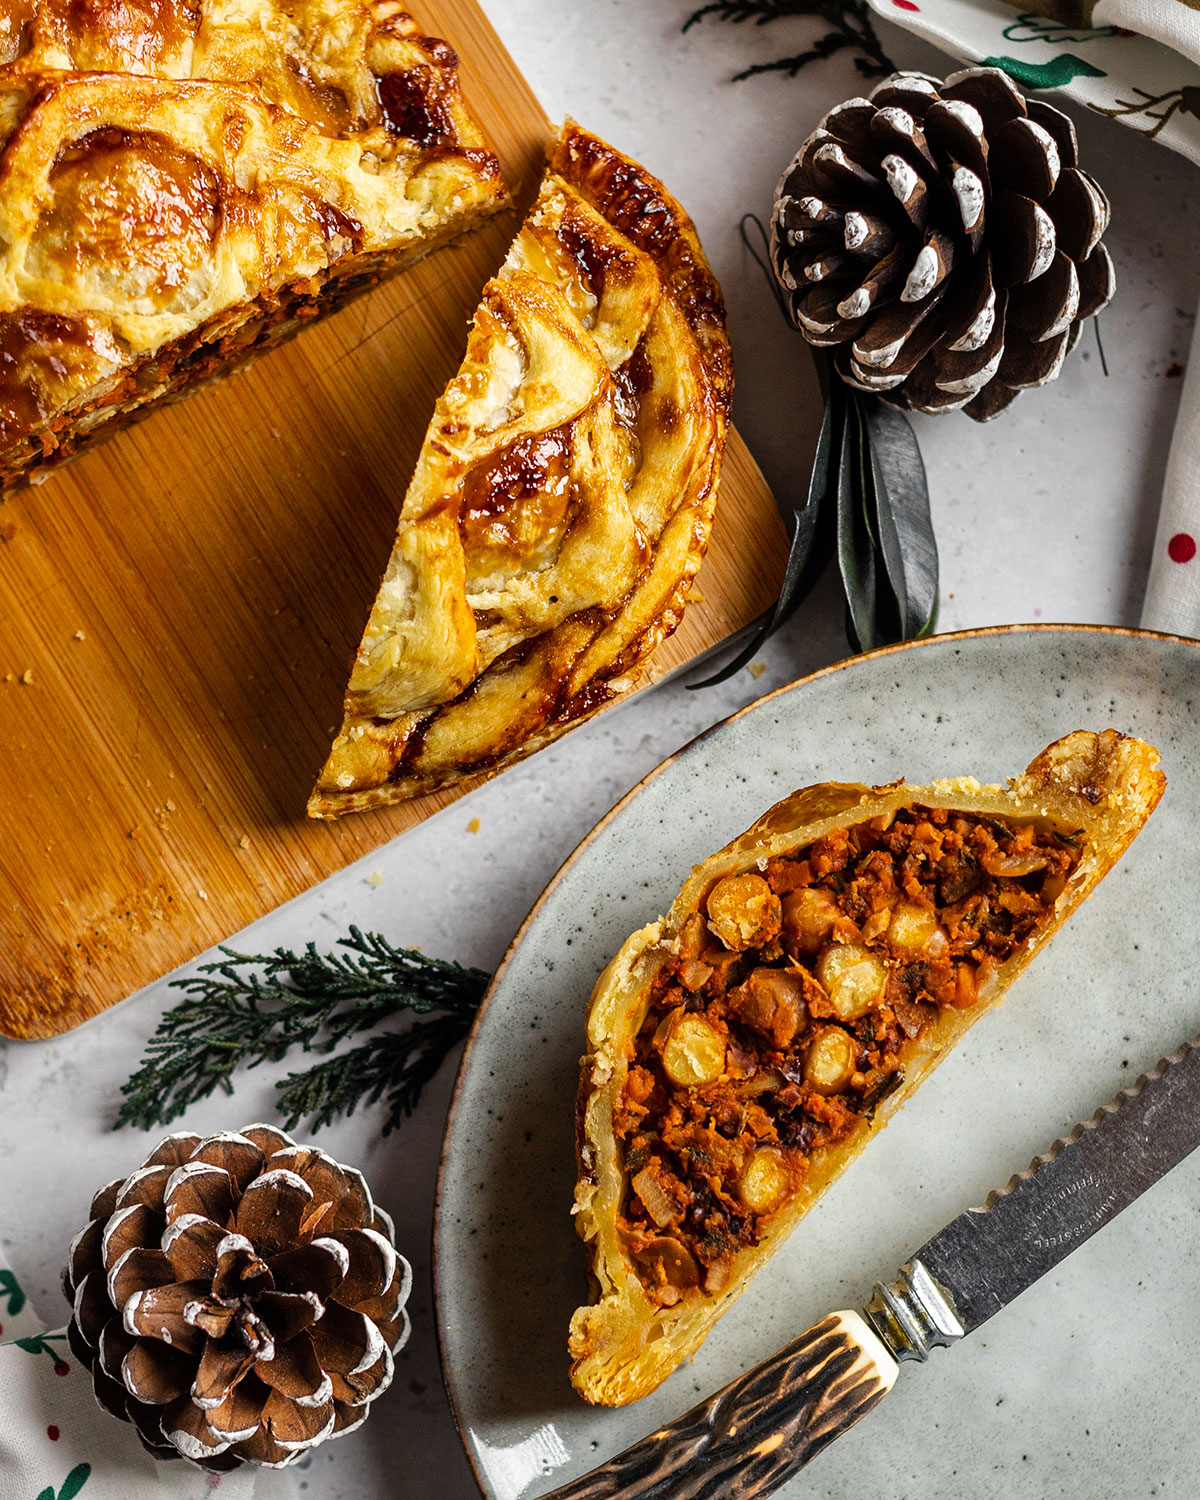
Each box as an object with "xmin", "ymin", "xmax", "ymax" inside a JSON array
[{"xmin": 614, "ymin": 806, "xmax": 1081, "ymax": 1306}]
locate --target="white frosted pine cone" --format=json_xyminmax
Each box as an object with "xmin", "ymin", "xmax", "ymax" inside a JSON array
[
  {"xmin": 63, "ymin": 1124, "xmax": 411, "ymax": 1469},
  {"xmin": 771, "ymin": 67, "xmax": 1114, "ymax": 419}
]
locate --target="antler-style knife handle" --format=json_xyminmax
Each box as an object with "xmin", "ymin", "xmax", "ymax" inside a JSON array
[{"xmin": 542, "ymin": 1311, "xmax": 898, "ymax": 1500}]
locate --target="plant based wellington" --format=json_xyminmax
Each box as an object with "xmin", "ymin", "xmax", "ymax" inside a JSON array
[
  {"xmin": 616, "ymin": 808, "xmax": 1079, "ymax": 1304},
  {"xmin": 0, "ymin": 2, "xmax": 506, "ymax": 489},
  {"xmin": 569, "ymin": 730, "xmax": 1164, "ymax": 1405},
  {"xmin": 307, "ymin": 121, "xmax": 731, "ymax": 818}
]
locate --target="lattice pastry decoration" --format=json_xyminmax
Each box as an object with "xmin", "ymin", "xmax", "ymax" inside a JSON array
[
  {"xmin": 0, "ymin": 1, "xmax": 506, "ymax": 487},
  {"xmin": 308, "ymin": 122, "xmax": 732, "ymax": 818}
]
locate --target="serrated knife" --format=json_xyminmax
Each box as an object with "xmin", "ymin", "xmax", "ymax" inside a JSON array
[{"xmin": 540, "ymin": 1033, "xmax": 1200, "ymax": 1500}]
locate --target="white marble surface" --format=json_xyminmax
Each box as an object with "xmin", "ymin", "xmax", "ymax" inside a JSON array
[{"xmin": 1, "ymin": 3, "xmax": 1199, "ymax": 1498}]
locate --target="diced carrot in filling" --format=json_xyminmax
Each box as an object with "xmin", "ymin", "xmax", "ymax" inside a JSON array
[{"xmin": 615, "ymin": 806, "xmax": 1081, "ymax": 1303}]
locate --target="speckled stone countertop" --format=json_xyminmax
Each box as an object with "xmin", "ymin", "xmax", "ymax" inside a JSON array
[{"xmin": 2, "ymin": 3, "xmax": 1198, "ymax": 1498}]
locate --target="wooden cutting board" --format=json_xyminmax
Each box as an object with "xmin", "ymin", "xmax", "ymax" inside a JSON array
[{"xmin": 0, "ymin": 0, "xmax": 787, "ymax": 1039}]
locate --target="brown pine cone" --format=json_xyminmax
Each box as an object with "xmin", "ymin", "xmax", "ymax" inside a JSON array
[
  {"xmin": 62, "ymin": 1124, "xmax": 410, "ymax": 1470},
  {"xmin": 770, "ymin": 68, "xmax": 1114, "ymax": 419}
]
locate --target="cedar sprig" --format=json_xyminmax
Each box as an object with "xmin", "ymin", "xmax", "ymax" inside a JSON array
[
  {"xmin": 684, "ymin": 0, "xmax": 896, "ymax": 80},
  {"xmin": 275, "ymin": 1014, "xmax": 474, "ymax": 1134},
  {"xmin": 116, "ymin": 927, "xmax": 489, "ymax": 1135}
]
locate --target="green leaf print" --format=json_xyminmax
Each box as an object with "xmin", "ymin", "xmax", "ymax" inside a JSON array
[
  {"xmin": 983, "ymin": 53, "xmax": 1108, "ymax": 88},
  {"xmin": 0, "ymin": 1269, "xmax": 26, "ymax": 1316},
  {"xmin": 58, "ymin": 1464, "xmax": 92, "ymax": 1500},
  {"xmin": 13, "ymin": 1332, "xmax": 71, "ymax": 1374},
  {"xmin": 1001, "ymin": 12, "xmax": 1119, "ymax": 43},
  {"xmin": 35, "ymin": 1463, "xmax": 92, "ymax": 1500}
]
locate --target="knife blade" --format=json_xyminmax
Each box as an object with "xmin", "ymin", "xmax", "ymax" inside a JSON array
[{"xmin": 540, "ymin": 1032, "xmax": 1200, "ymax": 1500}]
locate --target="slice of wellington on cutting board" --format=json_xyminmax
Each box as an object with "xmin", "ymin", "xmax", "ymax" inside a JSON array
[{"xmin": 0, "ymin": 0, "xmax": 787, "ymax": 1039}]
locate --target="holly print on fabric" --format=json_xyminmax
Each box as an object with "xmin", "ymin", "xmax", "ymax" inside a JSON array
[
  {"xmin": 0, "ymin": 1267, "xmax": 27, "ymax": 1338},
  {"xmin": 0, "ymin": 1226, "xmax": 261, "ymax": 1500},
  {"xmin": 864, "ymin": 0, "xmax": 1200, "ymax": 168},
  {"xmin": 35, "ymin": 1462, "xmax": 91, "ymax": 1500},
  {"xmin": 1002, "ymin": 11, "xmax": 1121, "ymax": 43},
  {"xmin": 0, "ymin": 1260, "xmax": 43, "ymax": 1341},
  {"xmin": 0, "ymin": 1268, "xmax": 26, "ymax": 1317},
  {"xmin": 12, "ymin": 1332, "xmax": 71, "ymax": 1376},
  {"xmin": 984, "ymin": 52, "xmax": 1107, "ymax": 87}
]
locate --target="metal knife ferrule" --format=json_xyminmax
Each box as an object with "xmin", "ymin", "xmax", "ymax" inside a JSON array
[{"xmin": 865, "ymin": 1257, "xmax": 965, "ymax": 1363}]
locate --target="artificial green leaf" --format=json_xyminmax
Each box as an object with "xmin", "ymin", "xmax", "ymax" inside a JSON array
[
  {"xmin": 860, "ymin": 408, "xmax": 903, "ymax": 646},
  {"xmin": 837, "ymin": 396, "xmax": 877, "ymax": 652},
  {"xmin": 864, "ymin": 400, "xmax": 938, "ymax": 638},
  {"xmin": 867, "ymin": 421, "xmax": 909, "ymax": 634},
  {"xmin": 676, "ymin": 218, "xmax": 939, "ymax": 674},
  {"xmin": 687, "ymin": 356, "xmax": 839, "ymax": 687}
]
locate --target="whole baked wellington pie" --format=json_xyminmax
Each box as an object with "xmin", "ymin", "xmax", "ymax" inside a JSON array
[
  {"xmin": 569, "ymin": 730, "xmax": 1164, "ymax": 1404},
  {"xmin": 307, "ymin": 121, "xmax": 731, "ymax": 817},
  {"xmin": 0, "ymin": 1, "xmax": 506, "ymax": 488}
]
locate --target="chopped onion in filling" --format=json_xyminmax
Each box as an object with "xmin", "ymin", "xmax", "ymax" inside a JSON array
[{"xmin": 615, "ymin": 805, "xmax": 1081, "ymax": 1303}]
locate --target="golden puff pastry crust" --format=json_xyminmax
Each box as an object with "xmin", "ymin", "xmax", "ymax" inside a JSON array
[
  {"xmin": 307, "ymin": 121, "xmax": 732, "ymax": 818},
  {"xmin": 569, "ymin": 730, "xmax": 1164, "ymax": 1405},
  {"xmin": 3, "ymin": 0, "xmax": 490, "ymax": 142},
  {"xmin": 0, "ymin": 2, "xmax": 505, "ymax": 487}
]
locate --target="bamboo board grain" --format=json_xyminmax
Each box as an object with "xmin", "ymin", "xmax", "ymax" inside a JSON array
[{"xmin": 0, "ymin": 0, "xmax": 788, "ymax": 1039}]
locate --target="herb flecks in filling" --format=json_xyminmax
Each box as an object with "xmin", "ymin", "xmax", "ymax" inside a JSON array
[{"xmin": 615, "ymin": 806, "xmax": 1082, "ymax": 1306}]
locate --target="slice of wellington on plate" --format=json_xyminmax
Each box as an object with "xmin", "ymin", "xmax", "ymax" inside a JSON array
[
  {"xmin": 308, "ymin": 120, "xmax": 732, "ymax": 818},
  {"xmin": 569, "ymin": 729, "xmax": 1165, "ymax": 1405}
]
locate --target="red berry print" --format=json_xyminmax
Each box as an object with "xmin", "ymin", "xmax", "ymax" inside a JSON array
[
  {"xmin": 1168, "ymin": 532, "xmax": 1196, "ymax": 564},
  {"xmin": 53, "ymin": 1359, "xmax": 69, "ymax": 1376},
  {"xmin": 47, "ymin": 1425, "xmax": 60, "ymax": 1441}
]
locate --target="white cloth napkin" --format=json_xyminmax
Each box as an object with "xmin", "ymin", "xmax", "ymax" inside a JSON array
[
  {"xmin": 1139, "ymin": 312, "xmax": 1200, "ymax": 635},
  {"xmin": 1083, "ymin": 0, "xmax": 1200, "ymax": 638},
  {"xmin": 1094, "ymin": 0, "xmax": 1200, "ymax": 68},
  {"xmin": 0, "ymin": 1237, "xmax": 281, "ymax": 1500}
]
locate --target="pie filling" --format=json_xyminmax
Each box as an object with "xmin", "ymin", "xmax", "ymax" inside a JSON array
[{"xmin": 614, "ymin": 805, "xmax": 1083, "ymax": 1306}]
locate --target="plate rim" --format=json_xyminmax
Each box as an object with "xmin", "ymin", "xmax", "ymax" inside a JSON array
[{"xmin": 432, "ymin": 619, "xmax": 1199, "ymax": 1496}]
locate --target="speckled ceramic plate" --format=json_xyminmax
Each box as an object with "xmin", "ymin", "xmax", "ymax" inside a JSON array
[{"xmin": 435, "ymin": 625, "xmax": 1200, "ymax": 1500}]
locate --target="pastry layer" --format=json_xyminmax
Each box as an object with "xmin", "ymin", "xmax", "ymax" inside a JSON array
[
  {"xmin": 569, "ymin": 729, "xmax": 1164, "ymax": 1404},
  {"xmin": 0, "ymin": 4, "xmax": 505, "ymax": 487},
  {"xmin": 308, "ymin": 121, "xmax": 731, "ymax": 817}
]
